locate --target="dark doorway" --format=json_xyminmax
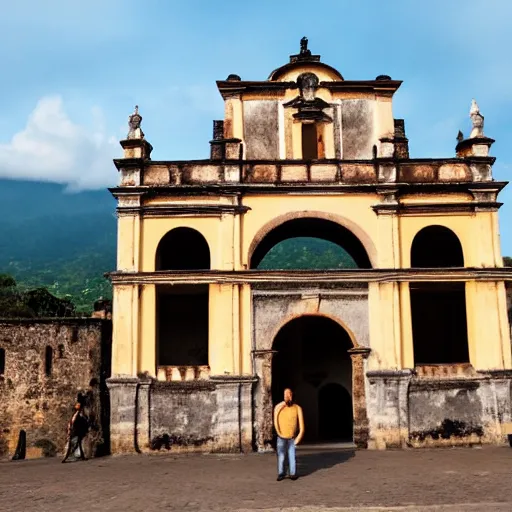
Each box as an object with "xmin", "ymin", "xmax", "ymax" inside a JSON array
[
  {"xmin": 271, "ymin": 316, "xmax": 353, "ymax": 443},
  {"xmin": 318, "ymin": 383, "xmax": 353, "ymax": 441},
  {"xmin": 302, "ymin": 123, "xmax": 318, "ymax": 160}
]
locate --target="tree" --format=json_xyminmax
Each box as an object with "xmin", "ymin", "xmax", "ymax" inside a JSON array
[
  {"xmin": 0, "ymin": 274, "xmax": 16, "ymax": 288},
  {"xmin": 504, "ymin": 256, "xmax": 512, "ymax": 267},
  {"xmin": 0, "ymin": 274, "xmax": 77, "ymax": 318}
]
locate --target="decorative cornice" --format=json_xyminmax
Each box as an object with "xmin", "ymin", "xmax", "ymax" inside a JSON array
[
  {"xmin": 215, "ymin": 80, "xmax": 402, "ymax": 99},
  {"xmin": 107, "ymin": 267, "xmax": 512, "ymax": 286},
  {"xmin": 372, "ymin": 201, "xmax": 503, "ymax": 215},
  {"xmin": 116, "ymin": 204, "xmax": 251, "ymax": 218},
  {"xmin": 108, "ymin": 181, "xmax": 509, "ymax": 197}
]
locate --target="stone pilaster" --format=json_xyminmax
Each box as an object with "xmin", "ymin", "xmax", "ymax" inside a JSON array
[
  {"xmin": 135, "ymin": 378, "xmax": 152, "ymax": 453},
  {"xmin": 106, "ymin": 377, "xmax": 139, "ymax": 454},
  {"xmin": 366, "ymin": 369, "xmax": 413, "ymax": 449},
  {"xmin": 252, "ymin": 350, "xmax": 277, "ymax": 452},
  {"xmin": 210, "ymin": 376, "xmax": 257, "ymax": 453},
  {"xmin": 349, "ymin": 347, "xmax": 371, "ymax": 448}
]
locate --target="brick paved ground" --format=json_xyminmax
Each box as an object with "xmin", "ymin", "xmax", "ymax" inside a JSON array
[{"xmin": 1, "ymin": 446, "xmax": 512, "ymax": 511}]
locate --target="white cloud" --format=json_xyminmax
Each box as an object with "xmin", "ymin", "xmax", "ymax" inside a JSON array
[{"xmin": 0, "ymin": 96, "xmax": 119, "ymax": 191}]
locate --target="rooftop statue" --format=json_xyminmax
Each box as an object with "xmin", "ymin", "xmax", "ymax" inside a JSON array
[
  {"xmin": 469, "ymin": 99, "xmax": 484, "ymax": 138},
  {"xmin": 127, "ymin": 105, "xmax": 143, "ymax": 140}
]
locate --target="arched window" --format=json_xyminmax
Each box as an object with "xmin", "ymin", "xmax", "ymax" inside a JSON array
[
  {"xmin": 250, "ymin": 218, "xmax": 372, "ymax": 270},
  {"xmin": 156, "ymin": 228, "xmax": 210, "ymax": 370},
  {"xmin": 410, "ymin": 225, "xmax": 468, "ymax": 365},
  {"xmin": 45, "ymin": 346, "xmax": 53, "ymax": 377},
  {"xmin": 0, "ymin": 348, "xmax": 5, "ymax": 375},
  {"xmin": 411, "ymin": 226, "xmax": 464, "ymax": 268},
  {"xmin": 155, "ymin": 227, "xmax": 210, "ymax": 271}
]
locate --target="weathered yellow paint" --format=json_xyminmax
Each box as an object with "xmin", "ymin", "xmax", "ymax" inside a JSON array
[
  {"xmin": 320, "ymin": 121, "xmax": 335, "ymax": 159},
  {"xmin": 139, "ymin": 284, "xmax": 156, "ymax": 377},
  {"xmin": 112, "ymin": 284, "xmax": 137, "ymax": 376},
  {"xmin": 400, "ymin": 193, "xmax": 473, "ymax": 204},
  {"xmin": 375, "ymin": 95, "xmax": 395, "ymax": 139},
  {"xmin": 117, "ymin": 215, "xmax": 139, "ymax": 271},
  {"xmin": 367, "ymin": 282, "xmax": 401, "ymax": 370},
  {"xmin": 240, "ymin": 284, "xmax": 252, "ymax": 374},
  {"xmin": 209, "ymin": 284, "xmax": 236, "ymax": 375},
  {"xmin": 291, "ymin": 121, "xmax": 302, "ymax": 158},
  {"xmin": 465, "ymin": 281, "xmax": 511, "ymax": 369},
  {"xmin": 399, "ymin": 282, "xmax": 414, "ymax": 368},
  {"xmin": 274, "ymin": 66, "xmax": 341, "ymax": 83}
]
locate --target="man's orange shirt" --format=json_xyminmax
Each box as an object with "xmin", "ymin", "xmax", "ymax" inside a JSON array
[{"xmin": 274, "ymin": 402, "xmax": 305, "ymax": 443}]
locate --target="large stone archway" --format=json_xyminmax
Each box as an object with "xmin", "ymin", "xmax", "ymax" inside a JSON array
[{"xmin": 252, "ymin": 289, "xmax": 370, "ymax": 451}]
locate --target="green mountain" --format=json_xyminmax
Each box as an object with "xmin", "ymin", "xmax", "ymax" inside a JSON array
[{"xmin": 0, "ymin": 180, "xmax": 116, "ymax": 314}]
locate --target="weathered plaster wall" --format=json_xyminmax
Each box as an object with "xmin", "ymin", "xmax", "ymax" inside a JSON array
[
  {"xmin": 107, "ymin": 377, "xmax": 255, "ymax": 455},
  {"xmin": 243, "ymin": 101, "xmax": 279, "ymax": 159},
  {"xmin": 0, "ymin": 319, "xmax": 112, "ymax": 460},
  {"xmin": 252, "ymin": 285, "xmax": 369, "ymax": 350},
  {"xmin": 341, "ymin": 100, "xmax": 375, "ymax": 159},
  {"xmin": 366, "ymin": 370, "xmax": 512, "ymax": 449}
]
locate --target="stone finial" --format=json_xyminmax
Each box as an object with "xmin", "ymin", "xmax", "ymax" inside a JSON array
[
  {"xmin": 469, "ymin": 99, "xmax": 484, "ymax": 138},
  {"xmin": 300, "ymin": 36, "xmax": 309, "ymax": 55},
  {"xmin": 119, "ymin": 104, "xmax": 153, "ymax": 160},
  {"xmin": 127, "ymin": 105, "xmax": 144, "ymax": 140},
  {"xmin": 455, "ymin": 100, "xmax": 494, "ymax": 160}
]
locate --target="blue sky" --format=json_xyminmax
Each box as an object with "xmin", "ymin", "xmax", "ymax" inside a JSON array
[{"xmin": 0, "ymin": 0, "xmax": 510, "ymax": 254}]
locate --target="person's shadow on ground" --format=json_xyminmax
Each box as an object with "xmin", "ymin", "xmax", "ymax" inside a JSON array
[{"xmin": 296, "ymin": 449, "xmax": 355, "ymax": 477}]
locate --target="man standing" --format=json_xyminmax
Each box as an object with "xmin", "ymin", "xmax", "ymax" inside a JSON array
[{"xmin": 273, "ymin": 388, "xmax": 305, "ymax": 481}]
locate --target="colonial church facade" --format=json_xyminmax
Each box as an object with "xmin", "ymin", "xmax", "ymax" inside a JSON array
[{"xmin": 107, "ymin": 40, "xmax": 512, "ymax": 453}]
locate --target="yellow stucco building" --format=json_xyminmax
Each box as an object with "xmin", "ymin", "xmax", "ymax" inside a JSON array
[{"xmin": 107, "ymin": 39, "xmax": 512, "ymax": 453}]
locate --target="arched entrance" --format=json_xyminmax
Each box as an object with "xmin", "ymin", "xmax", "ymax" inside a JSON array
[
  {"xmin": 250, "ymin": 217, "xmax": 372, "ymax": 270},
  {"xmin": 271, "ymin": 316, "xmax": 354, "ymax": 444}
]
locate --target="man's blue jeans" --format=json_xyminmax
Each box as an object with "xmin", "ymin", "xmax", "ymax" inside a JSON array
[{"xmin": 277, "ymin": 436, "xmax": 296, "ymax": 476}]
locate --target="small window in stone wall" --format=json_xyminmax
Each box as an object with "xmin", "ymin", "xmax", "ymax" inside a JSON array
[
  {"xmin": 45, "ymin": 346, "xmax": 53, "ymax": 377},
  {"xmin": 302, "ymin": 123, "xmax": 318, "ymax": 160},
  {"xmin": 0, "ymin": 348, "xmax": 5, "ymax": 375},
  {"xmin": 58, "ymin": 344, "xmax": 65, "ymax": 359},
  {"xmin": 71, "ymin": 326, "xmax": 79, "ymax": 343}
]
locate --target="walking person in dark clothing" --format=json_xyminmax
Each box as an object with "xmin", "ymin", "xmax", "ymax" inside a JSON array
[{"xmin": 62, "ymin": 402, "xmax": 89, "ymax": 463}]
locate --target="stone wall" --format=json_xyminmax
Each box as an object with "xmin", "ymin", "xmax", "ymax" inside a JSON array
[
  {"xmin": 366, "ymin": 369, "xmax": 512, "ymax": 449},
  {"xmin": 0, "ymin": 318, "xmax": 112, "ymax": 460},
  {"xmin": 107, "ymin": 376, "xmax": 255, "ymax": 455}
]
